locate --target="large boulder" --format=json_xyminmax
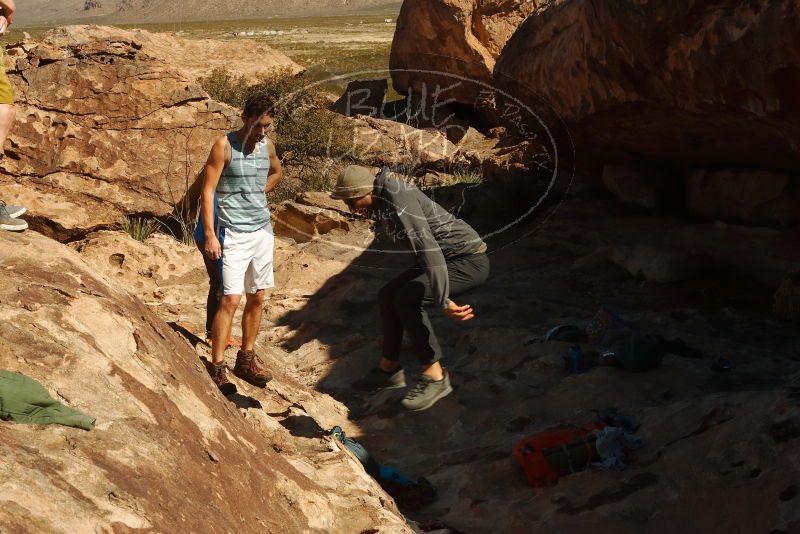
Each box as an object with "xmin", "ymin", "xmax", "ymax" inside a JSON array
[
  {"xmin": 686, "ymin": 170, "xmax": 800, "ymax": 226},
  {"xmin": 494, "ymin": 0, "xmax": 800, "ymax": 172},
  {"xmin": 0, "ymin": 27, "xmax": 240, "ymax": 239},
  {"xmin": 390, "ymin": 0, "xmax": 536, "ymax": 106},
  {"xmin": 0, "ymin": 230, "xmax": 410, "ymax": 533}
]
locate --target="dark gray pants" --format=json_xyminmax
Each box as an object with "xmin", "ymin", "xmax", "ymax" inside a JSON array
[
  {"xmin": 200, "ymin": 250, "xmax": 222, "ymax": 335},
  {"xmin": 378, "ymin": 253, "xmax": 490, "ymax": 366}
]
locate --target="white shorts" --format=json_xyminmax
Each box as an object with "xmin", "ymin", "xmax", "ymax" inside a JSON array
[{"xmin": 220, "ymin": 225, "xmax": 275, "ymax": 295}]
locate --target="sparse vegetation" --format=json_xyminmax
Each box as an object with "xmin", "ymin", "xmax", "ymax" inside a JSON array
[
  {"xmin": 200, "ymin": 67, "xmax": 368, "ymax": 204},
  {"xmin": 450, "ymin": 168, "xmax": 483, "ymax": 185},
  {"xmin": 164, "ymin": 209, "xmax": 197, "ymax": 247},
  {"xmin": 200, "ymin": 67, "xmax": 359, "ymax": 162},
  {"xmin": 120, "ymin": 216, "xmax": 160, "ymax": 242}
]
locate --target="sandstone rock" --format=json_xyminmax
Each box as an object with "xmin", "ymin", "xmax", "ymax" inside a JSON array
[
  {"xmin": 42, "ymin": 25, "xmax": 305, "ymax": 82},
  {"xmin": 331, "ymin": 79, "xmax": 388, "ymax": 117},
  {"xmin": 480, "ymin": 139, "xmax": 551, "ymax": 185},
  {"xmin": 773, "ymin": 272, "xmax": 800, "ymax": 321},
  {"xmin": 609, "ymin": 245, "xmax": 711, "ymax": 284},
  {"xmin": 350, "ymin": 115, "xmax": 457, "ymax": 166},
  {"xmin": 494, "ymin": 0, "xmax": 800, "ymax": 172},
  {"xmin": 70, "ymin": 230, "xmax": 206, "ymax": 310},
  {"xmin": 601, "ymin": 165, "xmax": 660, "ymax": 210},
  {"xmin": 0, "ymin": 230, "xmax": 409, "ymax": 533},
  {"xmin": 295, "ymin": 191, "xmax": 350, "ymax": 214},
  {"xmin": 0, "ymin": 27, "xmax": 239, "ymax": 238},
  {"xmin": 272, "ymin": 201, "xmax": 350, "ymax": 244},
  {"xmin": 390, "ymin": 0, "xmax": 536, "ymax": 106},
  {"xmin": 686, "ymin": 169, "xmax": 800, "ymax": 226}
]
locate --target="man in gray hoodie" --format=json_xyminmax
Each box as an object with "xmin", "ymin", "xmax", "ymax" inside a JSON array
[{"xmin": 331, "ymin": 166, "xmax": 489, "ymax": 411}]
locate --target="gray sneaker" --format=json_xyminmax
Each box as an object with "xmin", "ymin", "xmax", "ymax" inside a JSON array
[
  {"xmin": 0, "ymin": 201, "xmax": 26, "ymax": 218},
  {"xmin": 401, "ymin": 371, "xmax": 453, "ymax": 411},
  {"xmin": 353, "ymin": 367, "xmax": 406, "ymax": 391},
  {"xmin": 0, "ymin": 203, "xmax": 28, "ymax": 232}
]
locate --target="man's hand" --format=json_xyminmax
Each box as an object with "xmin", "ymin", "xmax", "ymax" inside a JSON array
[
  {"xmin": 204, "ymin": 236, "xmax": 222, "ymax": 261},
  {"xmin": 444, "ymin": 300, "xmax": 474, "ymax": 321},
  {"xmin": 0, "ymin": 16, "xmax": 9, "ymax": 34}
]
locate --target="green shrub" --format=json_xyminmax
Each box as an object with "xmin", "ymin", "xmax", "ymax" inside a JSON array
[
  {"xmin": 199, "ymin": 67, "xmax": 359, "ymax": 162},
  {"xmin": 120, "ymin": 216, "xmax": 160, "ymax": 242}
]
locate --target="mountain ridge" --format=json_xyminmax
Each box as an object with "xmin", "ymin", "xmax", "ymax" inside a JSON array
[{"xmin": 15, "ymin": 0, "xmax": 402, "ymax": 27}]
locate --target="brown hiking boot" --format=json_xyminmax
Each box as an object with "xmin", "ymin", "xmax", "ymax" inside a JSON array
[
  {"xmin": 205, "ymin": 360, "xmax": 237, "ymax": 396},
  {"xmin": 233, "ymin": 349, "xmax": 272, "ymax": 388}
]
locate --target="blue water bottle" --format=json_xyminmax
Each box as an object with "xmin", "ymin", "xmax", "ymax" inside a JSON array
[{"xmin": 568, "ymin": 345, "xmax": 583, "ymax": 374}]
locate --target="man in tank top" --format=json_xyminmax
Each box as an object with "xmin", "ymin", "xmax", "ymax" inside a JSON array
[{"xmin": 200, "ymin": 94, "xmax": 282, "ymax": 395}]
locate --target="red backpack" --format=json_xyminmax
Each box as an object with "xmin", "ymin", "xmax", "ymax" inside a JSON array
[{"xmin": 513, "ymin": 423, "xmax": 606, "ymax": 487}]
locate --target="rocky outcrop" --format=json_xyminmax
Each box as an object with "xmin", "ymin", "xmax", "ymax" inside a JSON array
[
  {"xmin": 390, "ymin": 0, "xmax": 536, "ymax": 106},
  {"xmin": 0, "ymin": 27, "xmax": 239, "ymax": 239},
  {"xmin": 686, "ymin": 170, "xmax": 800, "ymax": 227},
  {"xmin": 351, "ymin": 115, "xmax": 458, "ymax": 166},
  {"xmin": 390, "ymin": 0, "xmax": 800, "ymax": 224},
  {"xmin": 45, "ymin": 25, "xmax": 305, "ymax": 82},
  {"xmin": 494, "ymin": 0, "xmax": 800, "ymax": 172},
  {"xmin": 272, "ymin": 200, "xmax": 351, "ymax": 244},
  {"xmin": 0, "ymin": 26, "xmax": 300, "ymax": 240},
  {"xmin": 0, "ymin": 230, "xmax": 410, "ymax": 533}
]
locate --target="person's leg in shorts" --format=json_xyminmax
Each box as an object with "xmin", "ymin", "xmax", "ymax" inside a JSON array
[
  {"xmin": 0, "ymin": 49, "xmax": 27, "ymax": 232},
  {"xmin": 209, "ymin": 226, "xmax": 273, "ymax": 390}
]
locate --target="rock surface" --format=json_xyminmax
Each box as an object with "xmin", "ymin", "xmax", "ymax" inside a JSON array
[
  {"xmin": 0, "ymin": 231, "xmax": 410, "ymax": 533},
  {"xmin": 495, "ymin": 0, "xmax": 800, "ymax": 172},
  {"xmin": 0, "ymin": 25, "xmax": 301, "ymax": 239},
  {"xmin": 773, "ymin": 272, "xmax": 800, "ymax": 321},
  {"xmin": 351, "ymin": 115, "xmax": 458, "ymax": 166},
  {"xmin": 390, "ymin": 0, "xmax": 536, "ymax": 106},
  {"xmin": 266, "ymin": 191, "xmax": 800, "ymax": 534},
  {"xmin": 272, "ymin": 201, "xmax": 351, "ymax": 244},
  {"xmin": 0, "ymin": 26, "xmax": 240, "ymax": 238},
  {"xmin": 686, "ymin": 170, "xmax": 800, "ymax": 226}
]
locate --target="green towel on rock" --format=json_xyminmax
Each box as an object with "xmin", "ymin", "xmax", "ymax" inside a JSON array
[{"xmin": 0, "ymin": 369, "xmax": 95, "ymax": 430}]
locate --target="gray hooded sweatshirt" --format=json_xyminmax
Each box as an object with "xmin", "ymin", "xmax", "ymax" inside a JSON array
[{"xmin": 373, "ymin": 171, "xmax": 485, "ymax": 309}]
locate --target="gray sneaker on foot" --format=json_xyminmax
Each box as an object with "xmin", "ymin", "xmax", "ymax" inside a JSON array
[
  {"xmin": 353, "ymin": 367, "xmax": 406, "ymax": 391},
  {"xmin": 0, "ymin": 201, "xmax": 26, "ymax": 218},
  {"xmin": 401, "ymin": 371, "xmax": 453, "ymax": 411},
  {"xmin": 0, "ymin": 203, "xmax": 28, "ymax": 232}
]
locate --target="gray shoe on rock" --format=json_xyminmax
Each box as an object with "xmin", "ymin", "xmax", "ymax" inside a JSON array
[
  {"xmin": 0, "ymin": 201, "xmax": 26, "ymax": 218},
  {"xmin": 0, "ymin": 202, "xmax": 28, "ymax": 232},
  {"xmin": 353, "ymin": 366, "xmax": 406, "ymax": 391},
  {"xmin": 401, "ymin": 371, "xmax": 453, "ymax": 411}
]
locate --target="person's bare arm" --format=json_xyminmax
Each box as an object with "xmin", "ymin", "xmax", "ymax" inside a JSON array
[
  {"xmin": 0, "ymin": 0, "xmax": 15, "ymax": 26},
  {"xmin": 264, "ymin": 139, "xmax": 283, "ymax": 193},
  {"xmin": 201, "ymin": 136, "xmax": 228, "ymax": 260}
]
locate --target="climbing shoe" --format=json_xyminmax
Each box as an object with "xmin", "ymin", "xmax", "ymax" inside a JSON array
[
  {"xmin": 401, "ymin": 371, "xmax": 453, "ymax": 411},
  {"xmin": 205, "ymin": 360, "xmax": 237, "ymax": 396},
  {"xmin": 233, "ymin": 349, "xmax": 272, "ymax": 388},
  {"xmin": 352, "ymin": 367, "xmax": 406, "ymax": 392}
]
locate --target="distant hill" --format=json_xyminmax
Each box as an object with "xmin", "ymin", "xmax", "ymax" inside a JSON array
[{"xmin": 15, "ymin": 0, "xmax": 403, "ymax": 27}]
